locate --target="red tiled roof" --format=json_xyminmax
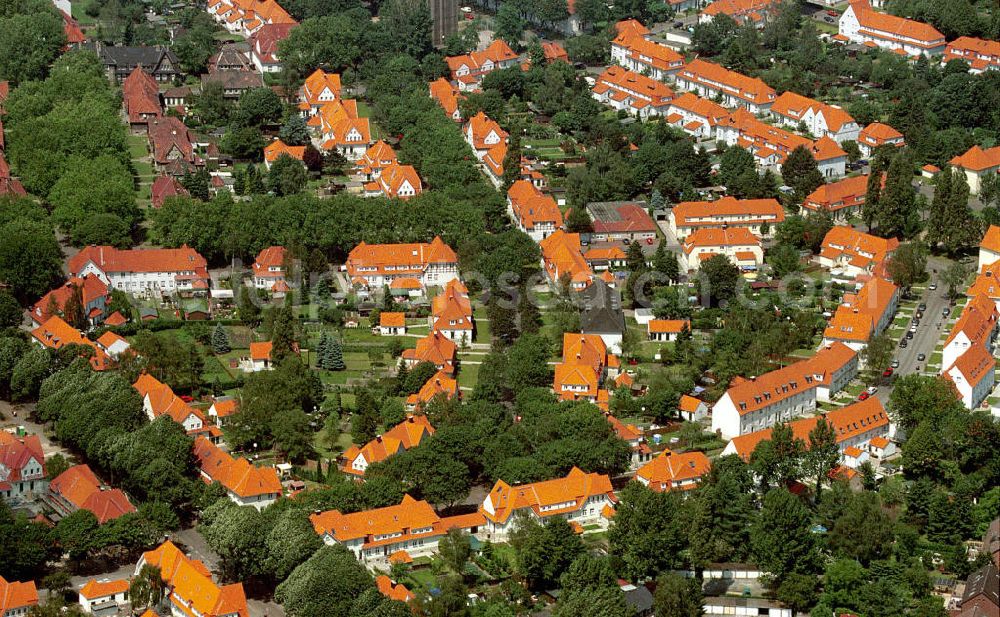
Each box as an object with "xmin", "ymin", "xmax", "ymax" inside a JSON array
[
  {"xmin": 151, "ymin": 175, "xmax": 190, "ymax": 208},
  {"xmin": 0, "ymin": 432, "xmax": 45, "ymax": 484},
  {"xmin": 0, "ymin": 576, "xmax": 38, "ymax": 613},
  {"xmin": 30, "ymin": 316, "xmax": 112, "ymax": 370},
  {"xmin": 69, "ymin": 245, "xmax": 208, "ymax": 277},
  {"xmin": 823, "ymin": 277, "xmax": 898, "ymax": 343},
  {"xmin": 31, "ymin": 275, "xmax": 109, "ymax": 324},
  {"xmin": 481, "ymin": 467, "xmax": 615, "ymax": 524},
  {"xmin": 804, "ymin": 174, "xmax": 869, "ymax": 213},
  {"xmin": 594, "ymin": 66, "xmax": 674, "ymax": 107},
  {"xmin": 347, "ymin": 237, "xmax": 457, "ymax": 278},
  {"xmin": 193, "ymin": 436, "xmax": 282, "ymax": 498},
  {"xmin": 848, "ymin": 0, "xmax": 944, "ymax": 46},
  {"xmin": 49, "ymin": 464, "xmax": 135, "ymax": 523},
  {"xmin": 728, "ymin": 397, "xmax": 888, "ymax": 460},
  {"xmin": 672, "ymin": 196, "xmax": 784, "ymax": 230},
  {"xmin": 122, "ymin": 67, "xmax": 161, "ymax": 124},
  {"xmin": 142, "ymin": 540, "xmax": 249, "ymax": 617},
  {"xmin": 147, "ymin": 117, "xmax": 198, "ymax": 166},
  {"xmin": 858, "ymin": 122, "xmax": 904, "ymax": 147},
  {"xmin": 429, "ymin": 77, "xmax": 464, "ymax": 118},
  {"xmin": 950, "ymin": 145, "xmax": 1000, "ymax": 172},
  {"xmin": 79, "ymin": 579, "xmax": 129, "ymax": 599},
  {"xmin": 946, "ymin": 342, "xmax": 996, "ymax": 390},
  {"xmin": 678, "ymin": 59, "xmax": 775, "ymax": 106},
  {"xmin": 636, "ymin": 449, "xmax": 711, "ymax": 490},
  {"xmin": 507, "ymin": 180, "xmax": 563, "ymax": 231}
]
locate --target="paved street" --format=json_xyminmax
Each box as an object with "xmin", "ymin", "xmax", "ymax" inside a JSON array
[{"xmin": 893, "ymin": 260, "xmax": 951, "ymax": 379}]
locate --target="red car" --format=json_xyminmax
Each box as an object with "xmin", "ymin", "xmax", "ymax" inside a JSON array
[
  {"xmin": 826, "ymin": 9, "xmax": 838, "ymax": 16},
  {"xmin": 180, "ymin": 394, "xmax": 194, "ymax": 403},
  {"xmin": 882, "ymin": 367, "xmax": 894, "ymax": 378},
  {"xmin": 858, "ymin": 391, "xmax": 871, "ymax": 401},
  {"xmin": 646, "ymin": 237, "xmax": 655, "ymax": 245}
]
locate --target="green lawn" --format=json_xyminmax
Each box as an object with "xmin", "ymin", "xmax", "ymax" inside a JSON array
[
  {"xmin": 128, "ymin": 135, "xmax": 149, "ymax": 158},
  {"xmin": 474, "ymin": 318, "xmax": 491, "ymax": 341},
  {"xmin": 457, "ymin": 362, "xmax": 480, "ymax": 390}
]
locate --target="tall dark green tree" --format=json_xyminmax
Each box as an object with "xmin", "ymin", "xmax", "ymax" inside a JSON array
[
  {"xmin": 211, "ymin": 323, "xmax": 231, "ymax": 354},
  {"xmin": 750, "ymin": 488, "xmax": 820, "ymax": 583},
  {"xmin": 325, "ymin": 335, "xmax": 346, "ymax": 371},
  {"xmin": 781, "ymin": 145, "xmax": 824, "ymax": 201},
  {"xmin": 875, "ymin": 153, "xmax": 917, "ymax": 238},
  {"xmin": 653, "ymin": 241, "xmax": 679, "ymax": 283},
  {"xmin": 804, "ymin": 417, "xmax": 839, "ymax": 497}
]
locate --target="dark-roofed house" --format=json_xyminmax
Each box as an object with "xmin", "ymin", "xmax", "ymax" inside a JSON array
[
  {"xmin": 580, "ymin": 279, "xmax": 626, "ymax": 354},
  {"xmin": 986, "ymin": 518, "xmax": 1000, "ymax": 568},
  {"xmin": 586, "ymin": 201, "xmax": 658, "ymax": 243},
  {"xmin": 208, "ymin": 42, "xmax": 254, "ymax": 72},
  {"xmin": 147, "ymin": 117, "xmax": 200, "ymax": 172},
  {"xmin": 621, "ymin": 583, "xmax": 653, "ymax": 616},
  {"xmin": 162, "ymin": 86, "xmax": 191, "ymax": 113},
  {"xmin": 201, "ymin": 71, "xmax": 264, "ymax": 99},
  {"xmin": 88, "ymin": 42, "xmax": 181, "ymax": 83},
  {"xmin": 957, "ymin": 563, "xmax": 999, "ymax": 617}
]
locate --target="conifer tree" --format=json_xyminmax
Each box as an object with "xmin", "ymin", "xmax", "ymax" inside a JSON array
[
  {"xmin": 653, "ymin": 241, "xmax": 679, "ymax": 283},
  {"xmin": 315, "ymin": 332, "xmax": 329, "ymax": 367},
  {"xmin": 926, "ymin": 166, "xmax": 952, "ymax": 248},
  {"xmin": 518, "ymin": 285, "xmax": 541, "ymax": 335},
  {"xmin": 940, "ymin": 172, "xmax": 977, "ymax": 255},
  {"xmin": 326, "ymin": 336, "xmax": 346, "ymax": 371},
  {"xmin": 650, "ymin": 189, "xmax": 665, "ymax": 211},
  {"xmin": 211, "ymin": 323, "xmax": 231, "ymax": 354},
  {"xmin": 863, "ymin": 170, "xmax": 882, "ymax": 233}
]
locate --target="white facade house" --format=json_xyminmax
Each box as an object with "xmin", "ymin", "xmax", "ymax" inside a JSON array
[
  {"xmin": 673, "ymin": 59, "xmax": 776, "ymax": 114},
  {"xmin": 68, "ymin": 246, "xmax": 210, "ymax": 297},
  {"xmin": 711, "ymin": 343, "xmax": 858, "ymax": 439},
  {"xmin": 77, "ymin": 580, "xmax": 128, "ymax": 615},
  {"xmin": 310, "ymin": 495, "xmax": 483, "ymax": 567},
  {"xmin": 770, "ymin": 91, "xmax": 860, "ymax": 144},
  {"xmin": 0, "ymin": 434, "xmax": 46, "ymax": 501},
  {"xmin": 944, "ymin": 345, "xmax": 996, "ymax": 410},
  {"xmin": 978, "ymin": 225, "xmax": 1000, "ymax": 270},
  {"xmin": 479, "ymin": 468, "xmax": 616, "ymax": 542},
  {"xmin": 838, "ymin": 0, "xmax": 946, "ymax": 57}
]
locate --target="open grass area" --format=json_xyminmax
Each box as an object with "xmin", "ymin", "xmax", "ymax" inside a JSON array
[
  {"xmin": 128, "ymin": 134, "xmax": 149, "ymax": 158},
  {"xmin": 71, "ymin": 0, "xmax": 96, "ymax": 24},
  {"xmin": 457, "ymin": 362, "xmax": 481, "ymax": 390}
]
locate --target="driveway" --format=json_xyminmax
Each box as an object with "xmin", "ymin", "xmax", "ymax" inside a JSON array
[{"xmin": 0, "ymin": 401, "xmax": 72, "ymax": 459}]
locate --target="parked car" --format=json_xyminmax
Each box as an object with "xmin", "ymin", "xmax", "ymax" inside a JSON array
[
  {"xmin": 891, "ymin": 360, "xmax": 900, "ymax": 368},
  {"xmin": 918, "ymin": 303, "xmax": 927, "ymax": 311},
  {"xmin": 673, "ymin": 20, "xmax": 684, "ymax": 28},
  {"xmin": 867, "ymin": 386, "xmax": 879, "ymax": 395},
  {"xmin": 883, "ymin": 367, "xmax": 894, "ymax": 377},
  {"xmin": 646, "ymin": 237, "xmax": 655, "ymax": 245},
  {"xmin": 929, "ymin": 283, "xmax": 938, "ymax": 290},
  {"xmin": 900, "ymin": 339, "xmax": 908, "ymax": 348},
  {"xmin": 917, "ymin": 353, "xmax": 926, "ymax": 361},
  {"xmin": 906, "ymin": 331, "xmax": 914, "ymax": 339},
  {"xmin": 858, "ymin": 391, "xmax": 871, "ymax": 401}
]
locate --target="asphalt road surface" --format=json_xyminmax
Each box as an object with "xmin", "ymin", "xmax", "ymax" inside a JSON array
[{"xmin": 887, "ymin": 256, "xmax": 954, "ymax": 389}]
